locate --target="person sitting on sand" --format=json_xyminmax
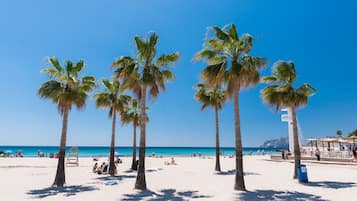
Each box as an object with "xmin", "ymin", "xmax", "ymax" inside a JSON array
[
  {"xmin": 92, "ymin": 162, "xmax": 99, "ymax": 173},
  {"xmin": 16, "ymin": 150, "xmax": 23, "ymax": 157},
  {"xmin": 97, "ymin": 162, "xmax": 108, "ymax": 174},
  {"xmin": 115, "ymin": 157, "xmax": 122, "ymax": 164},
  {"xmin": 102, "ymin": 162, "xmax": 109, "ymax": 174},
  {"xmin": 164, "ymin": 157, "xmax": 177, "ymax": 165}
]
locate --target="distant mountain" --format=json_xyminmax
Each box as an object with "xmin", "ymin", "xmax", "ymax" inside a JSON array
[{"xmin": 260, "ymin": 137, "xmax": 289, "ymax": 149}]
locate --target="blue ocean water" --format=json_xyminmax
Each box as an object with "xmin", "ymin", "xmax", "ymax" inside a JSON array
[{"xmin": 0, "ymin": 146, "xmax": 279, "ymax": 157}]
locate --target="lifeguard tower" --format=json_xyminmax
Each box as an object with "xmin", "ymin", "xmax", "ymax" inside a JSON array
[{"xmin": 66, "ymin": 147, "xmax": 79, "ymax": 166}]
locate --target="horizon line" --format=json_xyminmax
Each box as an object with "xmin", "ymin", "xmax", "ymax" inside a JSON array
[{"xmin": 0, "ymin": 145, "xmax": 270, "ymax": 149}]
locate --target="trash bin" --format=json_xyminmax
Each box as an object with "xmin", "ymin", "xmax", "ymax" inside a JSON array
[{"xmin": 297, "ymin": 164, "xmax": 308, "ymax": 182}]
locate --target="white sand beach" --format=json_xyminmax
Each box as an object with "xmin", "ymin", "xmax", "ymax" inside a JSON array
[{"xmin": 1, "ymin": 156, "xmax": 356, "ymax": 201}]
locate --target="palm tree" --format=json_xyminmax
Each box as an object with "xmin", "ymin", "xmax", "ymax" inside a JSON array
[
  {"xmin": 336, "ymin": 130, "xmax": 342, "ymax": 137},
  {"xmin": 94, "ymin": 79, "xmax": 130, "ymax": 176},
  {"xmin": 348, "ymin": 129, "xmax": 357, "ymax": 137},
  {"xmin": 195, "ymin": 24, "xmax": 267, "ymax": 191},
  {"xmin": 261, "ymin": 60, "xmax": 316, "ymax": 179},
  {"xmin": 194, "ymin": 83, "xmax": 226, "ymax": 171},
  {"xmin": 121, "ymin": 98, "xmax": 148, "ymax": 170},
  {"xmin": 112, "ymin": 33, "xmax": 179, "ymax": 190},
  {"xmin": 38, "ymin": 57, "xmax": 96, "ymax": 186}
]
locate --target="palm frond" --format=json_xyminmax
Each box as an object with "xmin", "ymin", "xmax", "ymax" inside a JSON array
[
  {"xmin": 48, "ymin": 57, "xmax": 63, "ymax": 73},
  {"xmin": 212, "ymin": 26, "xmax": 229, "ymax": 42},
  {"xmin": 207, "ymin": 39, "xmax": 224, "ymax": 52},
  {"xmin": 194, "ymin": 49, "xmax": 216, "ymax": 61},
  {"xmin": 201, "ymin": 62, "xmax": 227, "ymax": 86},
  {"xmin": 226, "ymin": 24, "xmax": 238, "ymax": 40},
  {"xmin": 156, "ymin": 52, "xmax": 180, "ymax": 67}
]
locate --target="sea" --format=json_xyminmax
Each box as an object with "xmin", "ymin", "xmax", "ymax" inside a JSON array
[{"xmin": 0, "ymin": 146, "xmax": 280, "ymax": 157}]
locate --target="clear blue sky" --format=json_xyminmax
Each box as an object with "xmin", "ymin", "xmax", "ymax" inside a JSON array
[{"xmin": 0, "ymin": 0, "xmax": 356, "ymax": 147}]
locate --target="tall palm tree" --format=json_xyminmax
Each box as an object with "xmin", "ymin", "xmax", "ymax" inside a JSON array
[
  {"xmin": 195, "ymin": 24, "xmax": 266, "ymax": 191},
  {"xmin": 194, "ymin": 83, "xmax": 226, "ymax": 171},
  {"xmin": 38, "ymin": 57, "xmax": 96, "ymax": 186},
  {"xmin": 261, "ymin": 60, "xmax": 316, "ymax": 179},
  {"xmin": 113, "ymin": 33, "xmax": 179, "ymax": 190},
  {"xmin": 121, "ymin": 98, "xmax": 148, "ymax": 170},
  {"xmin": 94, "ymin": 79, "xmax": 130, "ymax": 176},
  {"xmin": 336, "ymin": 130, "xmax": 342, "ymax": 137}
]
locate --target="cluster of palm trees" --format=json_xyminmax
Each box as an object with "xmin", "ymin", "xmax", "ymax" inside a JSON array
[
  {"xmin": 38, "ymin": 23, "xmax": 316, "ymax": 191},
  {"xmin": 39, "ymin": 33, "xmax": 178, "ymax": 189},
  {"xmin": 194, "ymin": 24, "xmax": 316, "ymax": 190}
]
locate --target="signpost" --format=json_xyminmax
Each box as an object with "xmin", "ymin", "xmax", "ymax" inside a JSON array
[{"xmin": 281, "ymin": 108, "xmax": 302, "ymax": 153}]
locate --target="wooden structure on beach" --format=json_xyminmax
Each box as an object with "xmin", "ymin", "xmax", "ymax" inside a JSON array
[{"xmin": 66, "ymin": 147, "xmax": 79, "ymax": 166}]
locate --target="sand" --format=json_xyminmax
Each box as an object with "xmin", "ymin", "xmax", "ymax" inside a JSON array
[{"xmin": 0, "ymin": 156, "xmax": 356, "ymax": 201}]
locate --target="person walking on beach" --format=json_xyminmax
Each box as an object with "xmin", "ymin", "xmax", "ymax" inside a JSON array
[
  {"xmin": 352, "ymin": 148, "xmax": 357, "ymax": 161},
  {"xmin": 285, "ymin": 150, "xmax": 289, "ymax": 160},
  {"xmin": 281, "ymin": 150, "xmax": 285, "ymax": 160},
  {"xmin": 315, "ymin": 148, "xmax": 321, "ymax": 161}
]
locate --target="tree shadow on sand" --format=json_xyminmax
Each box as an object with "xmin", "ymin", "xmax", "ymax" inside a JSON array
[
  {"xmin": 27, "ymin": 185, "xmax": 98, "ymax": 198},
  {"xmin": 123, "ymin": 169, "xmax": 136, "ymax": 173},
  {"xmin": 302, "ymin": 181, "xmax": 356, "ymax": 189},
  {"xmin": 121, "ymin": 189, "xmax": 212, "ymax": 201},
  {"xmin": 146, "ymin": 168, "xmax": 163, "ymax": 173},
  {"xmin": 237, "ymin": 190, "xmax": 327, "ymax": 201},
  {"xmin": 123, "ymin": 168, "xmax": 162, "ymax": 173},
  {"xmin": 216, "ymin": 170, "xmax": 260, "ymax": 176}
]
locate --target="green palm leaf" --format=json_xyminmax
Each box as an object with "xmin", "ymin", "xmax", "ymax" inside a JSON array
[
  {"xmin": 94, "ymin": 79, "xmax": 130, "ymax": 118},
  {"xmin": 261, "ymin": 60, "xmax": 316, "ymax": 111},
  {"xmin": 38, "ymin": 58, "xmax": 96, "ymax": 114}
]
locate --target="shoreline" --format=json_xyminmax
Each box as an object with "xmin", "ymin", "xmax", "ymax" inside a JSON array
[
  {"xmin": 0, "ymin": 153, "xmax": 273, "ymax": 158},
  {"xmin": 0, "ymin": 146, "xmax": 280, "ymax": 158}
]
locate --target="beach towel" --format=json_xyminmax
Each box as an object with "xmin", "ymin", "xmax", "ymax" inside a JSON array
[{"xmin": 104, "ymin": 180, "xmax": 118, "ymax": 185}]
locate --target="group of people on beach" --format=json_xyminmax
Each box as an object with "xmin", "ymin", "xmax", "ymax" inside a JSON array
[
  {"xmin": 0, "ymin": 150, "xmax": 23, "ymax": 157},
  {"xmin": 92, "ymin": 157, "xmax": 177, "ymax": 174},
  {"xmin": 281, "ymin": 150, "xmax": 290, "ymax": 160},
  {"xmin": 92, "ymin": 157, "xmax": 122, "ymax": 175},
  {"xmin": 92, "ymin": 162, "xmax": 109, "ymax": 174},
  {"xmin": 282, "ymin": 147, "xmax": 357, "ymax": 162}
]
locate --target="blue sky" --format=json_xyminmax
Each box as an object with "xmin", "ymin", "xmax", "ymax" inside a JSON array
[{"xmin": 0, "ymin": 0, "xmax": 356, "ymax": 147}]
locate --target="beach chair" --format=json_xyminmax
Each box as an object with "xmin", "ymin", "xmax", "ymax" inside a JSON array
[{"xmin": 66, "ymin": 147, "xmax": 79, "ymax": 167}]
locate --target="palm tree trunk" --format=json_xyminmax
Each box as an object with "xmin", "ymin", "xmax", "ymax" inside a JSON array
[
  {"xmin": 135, "ymin": 85, "xmax": 147, "ymax": 190},
  {"xmin": 53, "ymin": 107, "xmax": 69, "ymax": 187},
  {"xmin": 131, "ymin": 122, "xmax": 137, "ymax": 170},
  {"xmin": 291, "ymin": 107, "xmax": 301, "ymax": 179},
  {"xmin": 215, "ymin": 105, "xmax": 221, "ymax": 172},
  {"xmin": 234, "ymin": 91, "xmax": 246, "ymax": 191},
  {"xmin": 108, "ymin": 110, "xmax": 116, "ymax": 176}
]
